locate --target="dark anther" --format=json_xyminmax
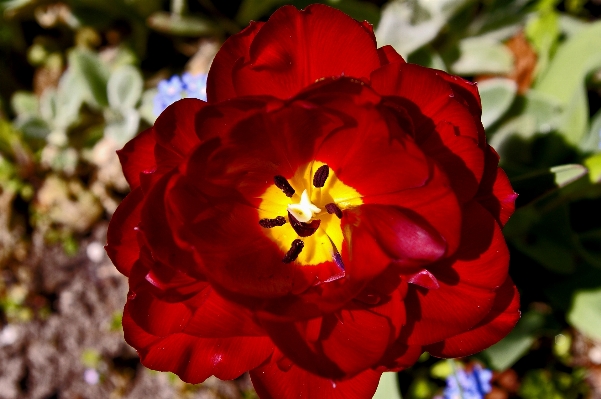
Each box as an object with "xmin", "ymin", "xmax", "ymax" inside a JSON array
[
  {"xmin": 313, "ymin": 165, "xmax": 330, "ymax": 188},
  {"xmin": 288, "ymin": 212, "xmax": 321, "ymax": 237},
  {"xmin": 325, "ymin": 203, "xmax": 343, "ymax": 219},
  {"xmin": 282, "ymin": 239, "xmax": 304, "ymax": 263},
  {"xmin": 259, "ymin": 216, "xmax": 287, "ymax": 228},
  {"xmin": 274, "ymin": 175, "xmax": 295, "ymax": 197}
]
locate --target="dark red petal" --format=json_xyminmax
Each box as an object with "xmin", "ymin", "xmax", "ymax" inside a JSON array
[
  {"xmin": 262, "ymin": 290, "xmax": 404, "ymax": 379},
  {"xmin": 127, "ymin": 282, "xmax": 194, "ymax": 337},
  {"xmin": 183, "ymin": 287, "xmax": 266, "ymax": 337},
  {"xmin": 475, "ymin": 147, "xmax": 517, "ymax": 226},
  {"xmin": 372, "ymin": 63, "xmax": 486, "ymax": 202},
  {"xmin": 314, "ymin": 102, "xmax": 431, "ymax": 198},
  {"xmin": 426, "ymin": 277, "xmax": 520, "ymax": 357},
  {"xmin": 232, "ymin": 4, "xmax": 381, "ymax": 99},
  {"xmin": 139, "ymin": 171, "xmax": 206, "ymax": 281},
  {"xmin": 362, "ymin": 163, "xmax": 462, "ymax": 257},
  {"xmin": 206, "ymin": 21, "xmax": 264, "ymax": 103},
  {"xmin": 371, "ymin": 62, "xmax": 453, "ymax": 119},
  {"xmin": 250, "ymin": 350, "xmax": 382, "ymax": 399},
  {"xmin": 375, "ymin": 342, "xmax": 423, "ymax": 372},
  {"xmin": 153, "ymin": 98, "xmax": 206, "ymax": 158},
  {"xmin": 436, "ymin": 70, "xmax": 482, "ymax": 118},
  {"xmin": 106, "ymin": 187, "xmax": 144, "ymax": 276},
  {"xmin": 402, "ymin": 201, "xmax": 510, "ymax": 346},
  {"xmin": 123, "ymin": 308, "xmax": 274, "ymax": 383},
  {"xmin": 377, "ymin": 45, "xmax": 405, "ymax": 66},
  {"xmin": 344, "ymin": 204, "xmax": 446, "ymax": 269},
  {"xmin": 117, "ymin": 128, "xmax": 157, "ymax": 190},
  {"xmin": 420, "ymin": 120, "xmax": 485, "ymax": 203}
]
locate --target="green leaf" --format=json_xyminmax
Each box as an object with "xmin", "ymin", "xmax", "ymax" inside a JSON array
[
  {"xmin": 451, "ymin": 37, "xmax": 514, "ymax": 76},
  {"xmin": 373, "ymin": 372, "xmax": 402, "ymax": 399},
  {"xmin": 525, "ymin": 7, "xmax": 559, "ymax": 78},
  {"xmin": 534, "ymin": 21, "xmax": 601, "ymax": 146},
  {"xmin": 568, "ymin": 287, "xmax": 601, "ymax": 341},
  {"xmin": 430, "ymin": 360, "xmax": 453, "ymax": 379},
  {"xmin": 509, "ymin": 164, "xmax": 587, "ymax": 207},
  {"xmin": 584, "ymin": 153, "xmax": 601, "ymax": 184},
  {"xmin": 580, "ymin": 108, "xmax": 601, "ymax": 153},
  {"xmin": 138, "ymin": 88, "xmax": 158, "ymax": 125},
  {"xmin": 13, "ymin": 116, "xmax": 51, "ymax": 140},
  {"xmin": 54, "ymin": 70, "xmax": 86, "ymax": 129},
  {"xmin": 107, "ymin": 65, "xmax": 143, "ymax": 110},
  {"xmin": 104, "ymin": 109, "xmax": 140, "ymax": 146},
  {"xmin": 508, "ymin": 204, "xmax": 581, "ymax": 274},
  {"xmin": 376, "ymin": 0, "xmax": 471, "ymax": 57},
  {"xmin": 10, "ymin": 91, "xmax": 38, "ymax": 117},
  {"xmin": 483, "ymin": 310, "xmax": 546, "ymax": 370},
  {"xmin": 68, "ymin": 48, "xmax": 110, "ymax": 108},
  {"xmin": 479, "ymin": 78, "xmax": 517, "ymax": 129},
  {"xmin": 489, "ymin": 89, "xmax": 562, "ymax": 153},
  {"xmin": 147, "ymin": 11, "xmax": 218, "ymax": 37},
  {"xmin": 236, "ymin": 0, "xmax": 286, "ymax": 24}
]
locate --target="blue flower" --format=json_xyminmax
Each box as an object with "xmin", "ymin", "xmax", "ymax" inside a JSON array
[
  {"xmin": 182, "ymin": 72, "xmax": 207, "ymax": 101},
  {"xmin": 153, "ymin": 73, "xmax": 208, "ymax": 116},
  {"xmin": 443, "ymin": 364, "xmax": 493, "ymax": 399}
]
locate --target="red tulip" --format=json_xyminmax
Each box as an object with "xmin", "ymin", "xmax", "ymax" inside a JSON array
[{"xmin": 106, "ymin": 4, "xmax": 520, "ymax": 398}]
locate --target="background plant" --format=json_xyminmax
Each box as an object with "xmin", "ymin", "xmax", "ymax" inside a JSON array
[{"xmin": 0, "ymin": 0, "xmax": 600, "ymax": 398}]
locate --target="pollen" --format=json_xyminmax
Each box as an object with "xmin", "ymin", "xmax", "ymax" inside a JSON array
[
  {"xmin": 258, "ymin": 161, "xmax": 362, "ymax": 266},
  {"xmin": 287, "ymin": 190, "xmax": 321, "ymax": 223}
]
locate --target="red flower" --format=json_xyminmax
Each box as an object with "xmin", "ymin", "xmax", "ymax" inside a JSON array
[{"xmin": 106, "ymin": 4, "xmax": 520, "ymax": 398}]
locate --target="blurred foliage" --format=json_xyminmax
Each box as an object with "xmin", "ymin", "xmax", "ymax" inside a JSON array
[{"xmin": 0, "ymin": 0, "xmax": 600, "ymax": 398}]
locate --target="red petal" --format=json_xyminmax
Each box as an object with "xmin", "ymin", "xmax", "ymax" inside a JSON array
[
  {"xmin": 262, "ymin": 290, "xmax": 404, "ymax": 379},
  {"xmin": 106, "ymin": 187, "xmax": 144, "ymax": 276},
  {"xmin": 377, "ymin": 45, "xmax": 405, "ymax": 66},
  {"xmin": 475, "ymin": 147, "xmax": 517, "ymax": 226},
  {"xmin": 123, "ymin": 308, "xmax": 274, "ymax": 383},
  {"xmin": 139, "ymin": 171, "xmax": 205, "ymax": 280},
  {"xmin": 402, "ymin": 201, "xmax": 510, "ymax": 346},
  {"xmin": 314, "ymin": 100, "xmax": 431, "ymax": 198},
  {"xmin": 426, "ymin": 277, "xmax": 520, "ymax": 357},
  {"xmin": 232, "ymin": 4, "xmax": 381, "ymax": 99},
  {"xmin": 153, "ymin": 98, "xmax": 206, "ymax": 159},
  {"xmin": 250, "ymin": 350, "xmax": 382, "ymax": 399},
  {"xmin": 420, "ymin": 120, "xmax": 485, "ymax": 203},
  {"xmin": 183, "ymin": 287, "xmax": 266, "ymax": 337},
  {"xmin": 207, "ymin": 21, "xmax": 264, "ymax": 103},
  {"xmin": 436, "ymin": 71, "xmax": 482, "ymax": 118},
  {"xmin": 372, "ymin": 63, "xmax": 486, "ymax": 202},
  {"xmin": 127, "ymin": 282, "xmax": 193, "ymax": 337},
  {"xmin": 117, "ymin": 128, "xmax": 157, "ymax": 190},
  {"xmin": 344, "ymin": 204, "xmax": 446, "ymax": 268},
  {"xmin": 408, "ymin": 269, "xmax": 440, "ymax": 290},
  {"xmin": 362, "ymin": 163, "xmax": 462, "ymax": 256},
  {"xmin": 375, "ymin": 342, "xmax": 423, "ymax": 372}
]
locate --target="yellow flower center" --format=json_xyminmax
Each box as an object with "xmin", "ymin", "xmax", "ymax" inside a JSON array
[{"xmin": 258, "ymin": 161, "xmax": 363, "ymax": 266}]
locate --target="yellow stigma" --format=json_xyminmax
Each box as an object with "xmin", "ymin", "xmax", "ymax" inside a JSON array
[{"xmin": 258, "ymin": 161, "xmax": 363, "ymax": 266}]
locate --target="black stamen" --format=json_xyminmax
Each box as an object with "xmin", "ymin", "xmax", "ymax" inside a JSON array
[
  {"xmin": 274, "ymin": 175, "xmax": 295, "ymax": 197},
  {"xmin": 313, "ymin": 165, "xmax": 329, "ymax": 188},
  {"xmin": 325, "ymin": 203, "xmax": 343, "ymax": 219},
  {"xmin": 288, "ymin": 212, "xmax": 321, "ymax": 237},
  {"xmin": 259, "ymin": 216, "xmax": 287, "ymax": 228},
  {"xmin": 282, "ymin": 239, "xmax": 304, "ymax": 263}
]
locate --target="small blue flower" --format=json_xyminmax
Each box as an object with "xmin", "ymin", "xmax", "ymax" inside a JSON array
[
  {"xmin": 443, "ymin": 364, "xmax": 493, "ymax": 399},
  {"xmin": 154, "ymin": 73, "xmax": 208, "ymax": 116},
  {"xmin": 182, "ymin": 72, "xmax": 207, "ymax": 101}
]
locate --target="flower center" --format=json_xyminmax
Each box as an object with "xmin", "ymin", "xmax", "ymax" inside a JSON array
[
  {"xmin": 287, "ymin": 190, "xmax": 321, "ymax": 223},
  {"xmin": 257, "ymin": 161, "xmax": 363, "ymax": 266}
]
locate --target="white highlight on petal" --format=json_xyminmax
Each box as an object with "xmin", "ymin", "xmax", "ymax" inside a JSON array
[{"xmin": 287, "ymin": 190, "xmax": 321, "ymax": 222}]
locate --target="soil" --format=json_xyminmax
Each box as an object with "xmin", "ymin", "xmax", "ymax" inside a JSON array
[{"xmin": 0, "ymin": 223, "xmax": 254, "ymax": 399}]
